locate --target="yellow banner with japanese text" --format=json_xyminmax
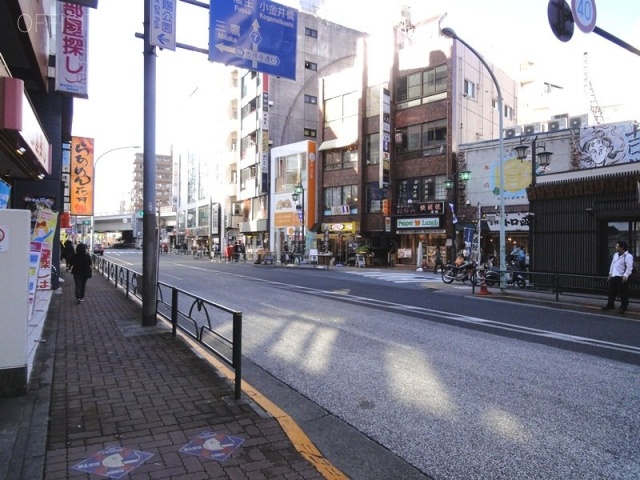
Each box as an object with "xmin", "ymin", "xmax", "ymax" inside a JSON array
[{"xmin": 70, "ymin": 136, "xmax": 94, "ymax": 216}]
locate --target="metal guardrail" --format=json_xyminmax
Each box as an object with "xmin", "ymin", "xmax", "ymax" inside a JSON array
[
  {"xmin": 93, "ymin": 256, "xmax": 243, "ymax": 399},
  {"xmin": 472, "ymin": 268, "xmax": 639, "ymax": 305}
]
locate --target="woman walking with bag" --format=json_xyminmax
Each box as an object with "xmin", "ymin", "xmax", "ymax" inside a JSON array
[{"xmin": 69, "ymin": 243, "xmax": 93, "ymax": 305}]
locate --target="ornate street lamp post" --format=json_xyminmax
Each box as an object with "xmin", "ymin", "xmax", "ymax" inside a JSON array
[
  {"xmin": 514, "ymin": 138, "xmax": 553, "ymax": 271},
  {"xmin": 291, "ymin": 182, "xmax": 305, "ymax": 260},
  {"xmin": 445, "ymin": 166, "xmax": 471, "ymax": 261}
]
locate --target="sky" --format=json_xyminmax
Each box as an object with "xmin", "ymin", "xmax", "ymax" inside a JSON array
[{"xmin": 72, "ymin": 0, "xmax": 640, "ymax": 213}]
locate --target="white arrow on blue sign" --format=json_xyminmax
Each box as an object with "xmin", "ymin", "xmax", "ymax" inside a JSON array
[
  {"xmin": 209, "ymin": 0, "xmax": 297, "ymax": 80},
  {"xmin": 150, "ymin": 0, "xmax": 177, "ymax": 51}
]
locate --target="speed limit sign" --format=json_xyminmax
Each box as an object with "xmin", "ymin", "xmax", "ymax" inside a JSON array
[{"xmin": 571, "ymin": 0, "xmax": 597, "ymax": 33}]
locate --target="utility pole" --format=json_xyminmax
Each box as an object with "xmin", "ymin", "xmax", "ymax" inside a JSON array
[{"xmin": 142, "ymin": 0, "xmax": 158, "ymax": 326}]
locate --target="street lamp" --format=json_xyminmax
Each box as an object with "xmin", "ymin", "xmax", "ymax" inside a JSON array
[
  {"xmin": 441, "ymin": 27, "xmax": 507, "ymax": 289},
  {"xmin": 445, "ymin": 165, "xmax": 471, "ymax": 260},
  {"xmin": 513, "ymin": 138, "xmax": 553, "ymax": 186},
  {"xmin": 291, "ymin": 182, "xmax": 305, "ymax": 259},
  {"xmin": 90, "ymin": 145, "xmax": 141, "ymax": 253},
  {"xmin": 513, "ymin": 138, "xmax": 553, "ymax": 271}
]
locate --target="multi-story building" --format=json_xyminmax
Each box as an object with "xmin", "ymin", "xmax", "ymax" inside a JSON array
[
  {"xmin": 130, "ymin": 152, "xmax": 174, "ymax": 245},
  {"xmin": 131, "ymin": 153, "xmax": 174, "ymax": 213},
  {"xmin": 310, "ymin": 14, "xmax": 519, "ymax": 268},
  {"xmin": 231, "ymin": 11, "xmax": 364, "ymax": 257}
]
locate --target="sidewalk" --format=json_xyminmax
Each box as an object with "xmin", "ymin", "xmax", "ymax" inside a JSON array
[{"xmin": 0, "ymin": 272, "xmax": 332, "ymax": 480}]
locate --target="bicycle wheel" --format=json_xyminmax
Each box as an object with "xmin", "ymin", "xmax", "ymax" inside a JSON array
[
  {"xmin": 516, "ymin": 277, "xmax": 526, "ymax": 289},
  {"xmin": 442, "ymin": 268, "xmax": 455, "ymax": 284}
]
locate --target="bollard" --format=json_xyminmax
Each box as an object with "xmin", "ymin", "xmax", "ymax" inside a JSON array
[{"xmin": 476, "ymin": 265, "xmax": 491, "ymax": 295}]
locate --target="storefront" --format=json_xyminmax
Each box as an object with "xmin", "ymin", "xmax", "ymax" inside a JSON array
[
  {"xmin": 395, "ymin": 216, "xmax": 446, "ymax": 269},
  {"xmin": 318, "ymin": 222, "xmax": 359, "ymax": 265}
]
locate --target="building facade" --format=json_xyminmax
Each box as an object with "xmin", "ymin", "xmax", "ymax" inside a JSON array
[
  {"xmin": 233, "ymin": 12, "xmax": 364, "ymax": 257},
  {"xmin": 312, "ymin": 15, "xmax": 519, "ymax": 268},
  {"xmin": 459, "ymin": 119, "xmax": 640, "ymax": 276}
]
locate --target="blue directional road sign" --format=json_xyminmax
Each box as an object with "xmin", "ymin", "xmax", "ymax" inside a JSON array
[
  {"xmin": 150, "ymin": 0, "xmax": 176, "ymax": 51},
  {"xmin": 209, "ymin": 0, "xmax": 297, "ymax": 80}
]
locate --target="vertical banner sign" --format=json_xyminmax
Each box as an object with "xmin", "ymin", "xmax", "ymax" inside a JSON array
[
  {"xmin": 150, "ymin": 0, "xmax": 177, "ymax": 50},
  {"xmin": 31, "ymin": 207, "xmax": 59, "ymax": 290},
  {"xmin": 260, "ymin": 78, "xmax": 270, "ymax": 194},
  {"xmin": 70, "ymin": 136, "xmax": 94, "ymax": 215},
  {"xmin": 379, "ymin": 88, "xmax": 391, "ymax": 189},
  {"xmin": 212, "ymin": 203, "xmax": 220, "ymax": 235},
  {"xmin": 55, "ymin": 2, "xmax": 89, "ymax": 97},
  {"xmin": 306, "ymin": 141, "xmax": 317, "ymax": 229}
]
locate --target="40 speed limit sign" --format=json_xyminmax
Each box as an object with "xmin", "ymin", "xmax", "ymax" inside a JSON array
[{"xmin": 572, "ymin": 0, "xmax": 597, "ymax": 33}]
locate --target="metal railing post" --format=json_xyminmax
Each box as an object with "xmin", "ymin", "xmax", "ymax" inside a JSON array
[
  {"xmin": 232, "ymin": 311, "xmax": 243, "ymax": 400},
  {"xmin": 171, "ymin": 287, "xmax": 178, "ymax": 337}
]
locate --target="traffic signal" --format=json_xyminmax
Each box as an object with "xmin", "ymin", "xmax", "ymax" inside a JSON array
[{"xmin": 382, "ymin": 199, "xmax": 390, "ymax": 216}]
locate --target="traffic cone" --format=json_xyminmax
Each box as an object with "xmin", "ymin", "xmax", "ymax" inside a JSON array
[{"xmin": 476, "ymin": 266, "xmax": 490, "ymax": 295}]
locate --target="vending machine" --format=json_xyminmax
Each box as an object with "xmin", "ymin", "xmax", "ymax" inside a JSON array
[{"xmin": 0, "ymin": 209, "xmax": 30, "ymax": 396}]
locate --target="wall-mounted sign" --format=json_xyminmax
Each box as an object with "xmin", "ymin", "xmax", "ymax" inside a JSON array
[
  {"xmin": 397, "ymin": 217, "xmax": 440, "ymax": 229},
  {"xmin": 379, "ymin": 88, "xmax": 391, "ymax": 189}
]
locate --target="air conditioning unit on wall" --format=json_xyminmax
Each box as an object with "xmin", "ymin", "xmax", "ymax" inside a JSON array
[
  {"xmin": 547, "ymin": 118, "xmax": 568, "ymax": 132},
  {"xmin": 523, "ymin": 123, "xmax": 541, "ymax": 135},
  {"xmin": 569, "ymin": 114, "xmax": 588, "ymax": 129},
  {"xmin": 504, "ymin": 127, "xmax": 520, "ymax": 138}
]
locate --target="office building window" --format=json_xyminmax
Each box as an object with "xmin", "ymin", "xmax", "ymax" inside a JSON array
[
  {"xmin": 324, "ymin": 185, "xmax": 358, "ymax": 211},
  {"xmin": 396, "ymin": 119, "xmax": 447, "ymax": 155},
  {"xmin": 304, "ymin": 94, "xmax": 318, "ymax": 104},
  {"xmin": 365, "ymin": 133, "xmax": 380, "ymax": 165},
  {"xmin": 305, "ymin": 61, "xmax": 317, "ymax": 71},
  {"xmin": 463, "ymin": 79, "xmax": 476, "ymax": 98},
  {"xmin": 324, "ymin": 149, "xmax": 358, "ymax": 171},
  {"xmin": 396, "ymin": 64, "xmax": 448, "ymax": 103},
  {"xmin": 504, "ymin": 105, "xmax": 514, "ymax": 120},
  {"xmin": 305, "ymin": 27, "xmax": 318, "ymax": 38},
  {"xmin": 304, "ymin": 128, "xmax": 317, "ymax": 138}
]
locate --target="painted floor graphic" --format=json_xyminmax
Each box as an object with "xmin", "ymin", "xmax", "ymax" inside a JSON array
[
  {"xmin": 179, "ymin": 431, "xmax": 245, "ymax": 461},
  {"xmin": 70, "ymin": 446, "xmax": 153, "ymax": 479}
]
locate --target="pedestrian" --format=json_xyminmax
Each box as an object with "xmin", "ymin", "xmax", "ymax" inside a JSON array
[
  {"xmin": 62, "ymin": 239, "xmax": 75, "ymax": 271},
  {"xmin": 433, "ymin": 248, "xmax": 442, "ymax": 274},
  {"xmin": 602, "ymin": 240, "xmax": 634, "ymax": 313},
  {"xmin": 282, "ymin": 242, "xmax": 290, "ymax": 265},
  {"xmin": 68, "ymin": 243, "xmax": 93, "ymax": 305},
  {"xmin": 238, "ymin": 241, "xmax": 246, "ymax": 262}
]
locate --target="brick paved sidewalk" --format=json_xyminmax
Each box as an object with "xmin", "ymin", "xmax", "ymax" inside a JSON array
[{"xmin": 43, "ymin": 275, "xmax": 324, "ymax": 479}]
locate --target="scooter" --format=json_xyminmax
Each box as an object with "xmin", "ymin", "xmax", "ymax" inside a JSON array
[{"xmin": 442, "ymin": 261, "xmax": 477, "ymax": 284}]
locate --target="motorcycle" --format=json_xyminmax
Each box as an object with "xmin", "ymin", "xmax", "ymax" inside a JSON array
[
  {"xmin": 484, "ymin": 261, "xmax": 526, "ymax": 288},
  {"xmin": 442, "ymin": 260, "xmax": 477, "ymax": 284}
]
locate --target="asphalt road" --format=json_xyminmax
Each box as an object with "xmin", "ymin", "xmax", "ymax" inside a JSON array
[{"xmin": 105, "ymin": 251, "xmax": 640, "ymax": 480}]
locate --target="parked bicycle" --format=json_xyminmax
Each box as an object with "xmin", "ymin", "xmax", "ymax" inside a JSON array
[{"xmin": 442, "ymin": 260, "xmax": 477, "ymax": 284}]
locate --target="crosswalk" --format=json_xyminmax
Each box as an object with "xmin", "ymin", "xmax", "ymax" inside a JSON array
[{"xmin": 342, "ymin": 269, "xmax": 442, "ymax": 284}]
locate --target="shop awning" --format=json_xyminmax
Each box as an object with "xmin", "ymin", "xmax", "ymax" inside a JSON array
[{"xmin": 318, "ymin": 136, "xmax": 358, "ymax": 151}]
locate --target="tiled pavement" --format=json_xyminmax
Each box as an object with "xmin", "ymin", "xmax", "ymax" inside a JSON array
[{"xmin": 15, "ymin": 273, "xmax": 330, "ymax": 480}]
